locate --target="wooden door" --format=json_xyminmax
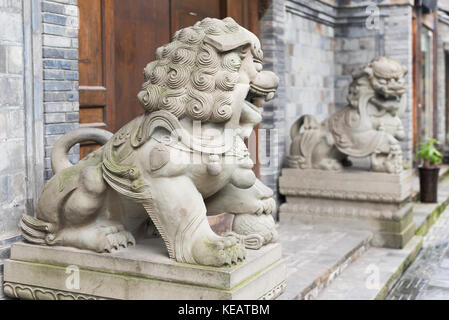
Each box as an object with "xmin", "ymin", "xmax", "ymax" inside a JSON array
[
  {"xmin": 78, "ymin": 0, "xmax": 261, "ymax": 159},
  {"xmin": 445, "ymin": 52, "xmax": 449, "ymax": 141},
  {"xmin": 78, "ymin": 0, "xmax": 113, "ymax": 158},
  {"xmin": 78, "ymin": 0, "xmax": 170, "ymax": 158},
  {"xmin": 170, "ymin": 0, "xmax": 221, "ymax": 33},
  {"xmin": 113, "ymin": 0, "xmax": 170, "ymax": 131},
  {"xmin": 412, "ymin": 10, "xmax": 422, "ymax": 158}
]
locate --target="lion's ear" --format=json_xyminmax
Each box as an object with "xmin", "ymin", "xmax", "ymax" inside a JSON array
[
  {"xmin": 402, "ymin": 65, "xmax": 408, "ymax": 76},
  {"xmin": 204, "ymin": 30, "xmax": 252, "ymax": 52}
]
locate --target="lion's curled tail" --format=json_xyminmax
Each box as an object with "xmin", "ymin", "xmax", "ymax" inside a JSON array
[
  {"xmin": 51, "ymin": 127, "xmax": 113, "ymax": 174},
  {"xmin": 289, "ymin": 115, "xmax": 320, "ymax": 168},
  {"xmin": 21, "ymin": 128, "xmax": 113, "ymax": 245}
]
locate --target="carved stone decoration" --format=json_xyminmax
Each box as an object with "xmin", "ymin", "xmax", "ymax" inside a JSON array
[
  {"xmin": 287, "ymin": 56, "xmax": 408, "ymax": 174},
  {"xmin": 3, "ymin": 282, "xmax": 102, "ymax": 300},
  {"xmin": 258, "ymin": 282, "xmax": 286, "ymax": 300},
  {"xmin": 17, "ymin": 17, "xmax": 280, "ymax": 268}
]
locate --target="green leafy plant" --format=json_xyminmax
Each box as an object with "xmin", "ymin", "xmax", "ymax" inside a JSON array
[{"xmin": 416, "ymin": 138, "xmax": 442, "ymax": 168}]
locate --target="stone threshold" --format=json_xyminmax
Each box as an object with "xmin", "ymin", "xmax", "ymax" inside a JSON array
[{"xmin": 310, "ymin": 171, "xmax": 449, "ymax": 300}]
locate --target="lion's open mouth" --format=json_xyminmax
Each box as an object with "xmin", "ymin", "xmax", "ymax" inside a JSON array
[{"xmin": 246, "ymin": 84, "xmax": 276, "ymax": 106}]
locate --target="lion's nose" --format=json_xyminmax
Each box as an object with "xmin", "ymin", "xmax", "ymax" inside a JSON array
[
  {"xmin": 251, "ymin": 71, "xmax": 279, "ymax": 93},
  {"xmin": 258, "ymin": 71, "xmax": 279, "ymax": 89}
]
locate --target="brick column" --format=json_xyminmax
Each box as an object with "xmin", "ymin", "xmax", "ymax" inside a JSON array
[
  {"xmin": 259, "ymin": 0, "xmax": 287, "ymax": 216},
  {"xmin": 41, "ymin": 0, "xmax": 79, "ymax": 180}
]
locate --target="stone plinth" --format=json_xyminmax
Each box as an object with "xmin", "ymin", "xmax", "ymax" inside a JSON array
[
  {"xmin": 3, "ymin": 239, "xmax": 286, "ymax": 300},
  {"xmin": 279, "ymin": 168, "xmax": 415, "ymax": 249}
]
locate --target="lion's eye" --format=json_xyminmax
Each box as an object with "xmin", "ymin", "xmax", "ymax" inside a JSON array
[
  {"xmin": 378, "ymin": 78, "xmax": 387, "ymax": 85},
  {"xmin": 254, "ymin": 61, "xmax": 263, "ymax": 72}
]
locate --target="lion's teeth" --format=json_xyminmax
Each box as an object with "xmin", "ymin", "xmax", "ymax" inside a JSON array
[{"xmin": 265, "ymin": 92, "xmax": 274, "ymax": 101}]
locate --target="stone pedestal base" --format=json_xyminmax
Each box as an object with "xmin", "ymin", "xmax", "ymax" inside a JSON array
[
  {"xmin": 279, "ymin": 168, "xmax": 415, "ymax": 249},
  {"xmin": 3, "ymin": 239, "xmax": 286, "ymax": 300}
]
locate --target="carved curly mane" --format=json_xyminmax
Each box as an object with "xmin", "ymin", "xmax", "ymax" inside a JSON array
[{"xmin": 137, "ymin": 17, "xmax": 259, "ymax": 123}]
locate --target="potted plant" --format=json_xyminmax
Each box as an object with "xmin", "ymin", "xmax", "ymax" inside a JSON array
[{"xmin": 416, "ymin": 138, "xmax": 442, "ymax": 203}]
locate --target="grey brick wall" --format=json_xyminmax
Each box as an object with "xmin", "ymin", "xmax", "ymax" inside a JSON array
[
  {"xmin": 42, "ymin": 0, "xmax": 79, "ymax": 180},
  {"xmin": 284, "ymin": 8, "xmax": 336, "ymax": 152},
  {"xmin": 0, "ymin": 0, "xmax": 26, "ymax": 298},
  {"xmin": 0, "ymin": 0, "xmax": 26, "ymax": 240},
  {"xmin": 259, "ymin": 0, "xmax": 415, "ymax": 185},
  {"xmin": 260, "ymin": 0, "xmax": 288, "ymax": 213},
  {"xmin": 0, "ymin": 0, "xmax": 46, "ymax": 299}
]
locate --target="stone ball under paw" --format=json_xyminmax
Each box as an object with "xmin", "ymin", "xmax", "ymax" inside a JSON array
[{"xmin": 232, "ymin": 213, "xmax": 278, "ymax": 245}]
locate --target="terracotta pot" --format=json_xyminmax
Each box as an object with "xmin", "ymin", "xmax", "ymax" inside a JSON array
[{"xmin": 419, "ymin": 167, "xmax": 440, "ymax": 203}]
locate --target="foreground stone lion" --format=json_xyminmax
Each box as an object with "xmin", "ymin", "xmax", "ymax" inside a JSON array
[
  {"xmin": 288, "ymin": 56, "xmax": 407, "ymax": 173},
  {"xmin": 21, "ymin": 18, "xmax": 279, "ymax": 267}
]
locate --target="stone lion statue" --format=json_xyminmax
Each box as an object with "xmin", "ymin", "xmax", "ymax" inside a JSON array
[
  {"xmin": 21, "ymin": 17, "xmax": 279, "ymax": 267},
  {"xmin": 288, "ymin": 56, "xmax": 407, "ymax": 173}
]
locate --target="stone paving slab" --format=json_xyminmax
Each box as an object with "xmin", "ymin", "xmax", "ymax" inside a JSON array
[
  {"xmin": 414, "ymin": 177, "xmax": 449, "ymax": 236},
  {"xmin": 317, "ymin": 236, "xmax": 423, "ymax": 300},
  {"xmin": 387, "ymin": 205, "xmax": 449, "ymax": 300},
  {"xmin": 301, "ymin": 169, "xmax": 449, "ymax": 300},
  {"xmin": 277, "ymin": 222, "xmax": 372, "ymax": 300}
]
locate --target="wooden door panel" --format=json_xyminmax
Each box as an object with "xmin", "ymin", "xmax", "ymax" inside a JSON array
[
  {"xmin": 170, "ymin": 0, "xmax": 221, "ymax": 33},
  {"xmin": 78, "ymin": 0, "xmax": 262, "ymax": 160},
  {"xmin": 113, "ymin": 0, "xmax": 170, "ymax": 131},
  {"xmin": 78, "ymin": 0, "xmax": 108, "ymax": 158},
  {"xmin": 78, "ymin": 0, "xmax": 103, "ymax": 86}
]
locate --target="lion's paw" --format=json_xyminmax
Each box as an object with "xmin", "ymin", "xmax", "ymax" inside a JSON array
[
  {"xmin": 54, "ymin": 224, "xmax": 136, "ymax": 253},
  {"xmin": 103, "ymin": 229, "xmax": 136, "ymax": 252},
  {"xmin": 192, "ymin": 234, "xmax": 246, "ymax": 267}
]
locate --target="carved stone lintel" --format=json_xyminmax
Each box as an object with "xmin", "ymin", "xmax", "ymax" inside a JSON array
[
  {"xmin": 258, "ymin": 281, "xmax": 286, "ymax": 300},
  {"xmin": 3, "ymin": 282, "xmax": 102, "ymax": 300}
]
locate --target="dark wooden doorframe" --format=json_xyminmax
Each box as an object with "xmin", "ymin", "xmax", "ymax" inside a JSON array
[
  {"xmin": 412, "ymin": 7, "xmax": 438, "ymax": 161},
  {"xmin": 78, "ymin": 0, "xmax": 264, "ymax": 164},
  {"xmin": 78, "ymin": 0, "xmax": 115, "ymax": 158},
  {"xmin": 445, "ymin": 50, "xmax": 449, "ymax": 141},
  {"xmin": 412, "ymin": 9, "xmax": 422, "ymax": 158}
]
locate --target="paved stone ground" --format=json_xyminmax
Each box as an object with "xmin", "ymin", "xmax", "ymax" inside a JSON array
[
  {"xmin": 278, "ymin": 222, "xmax": 371, "ymax": 300},
  {"xmin": 387, "ymin": 206, "xmax": 449, "ymax": 300}
]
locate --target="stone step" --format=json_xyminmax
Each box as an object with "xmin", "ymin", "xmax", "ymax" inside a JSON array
[
  {"xmin": 308, "ymin": 170, "xmax": 449, "ymax": 300},
  {"xmin": 277, "ymin": 222, "xmax": 372, "ymax": 300},
  {"xmin": 316, "ymin": 235, "xmax": 423, "ymax": 300},
  {"xmin": 414, "ymin": 177, "xmax": 449, "ymax": 236}
]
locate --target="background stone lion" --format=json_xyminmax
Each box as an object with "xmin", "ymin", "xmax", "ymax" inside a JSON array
[{"xmin": 288, "ymin": 56, "xmax": 407, "ymax": 173}]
